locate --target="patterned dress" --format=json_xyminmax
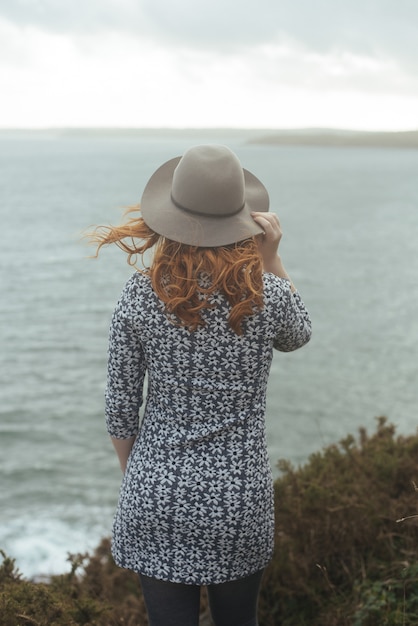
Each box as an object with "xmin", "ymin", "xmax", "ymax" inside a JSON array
[{"xmin": 106, "ymin": 271, "xmax": 311, "ymax": 585}]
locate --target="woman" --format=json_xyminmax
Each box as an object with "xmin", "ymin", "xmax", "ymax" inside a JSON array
[{"xmin": 89, "ymin": 145, "xmax": 311, "ymax": 626}]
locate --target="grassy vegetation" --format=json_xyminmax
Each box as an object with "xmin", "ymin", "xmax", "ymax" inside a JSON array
[
  {"xmin": 261, "ymin": 417, "xmax": 418, "ymax": 625},
  {"xmin": 2, "ymin": 417, "xmax": 418, "ymax": 625}
]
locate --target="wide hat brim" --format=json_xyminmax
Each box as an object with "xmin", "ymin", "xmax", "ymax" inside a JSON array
[{"xmin": 141, "ymin": 155, "xmax": 269, "ymax": 247}]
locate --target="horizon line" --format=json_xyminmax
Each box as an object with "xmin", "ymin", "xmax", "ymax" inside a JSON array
[{"xmin": 1, "ymin": 125, "xmax": 418, "ymax": 134}]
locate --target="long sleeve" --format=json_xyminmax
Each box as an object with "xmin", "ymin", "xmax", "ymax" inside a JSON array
[
  {"xmin": 105, "ymin": 283, "xmax": 147, "ymax": 439},
  {"xmin": 263, "ymin": 274, "xmax": 312, "ymax": 352}
]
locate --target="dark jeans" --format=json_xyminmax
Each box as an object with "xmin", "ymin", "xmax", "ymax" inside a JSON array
[{"xmin": 139, "ymin": 569, "xmax": 264, "ymax": 626}]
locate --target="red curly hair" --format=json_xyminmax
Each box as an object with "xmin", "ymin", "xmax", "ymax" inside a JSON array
[{"xmin": 87, "ymin": 207, "xmax": 264, "ymax": 334}]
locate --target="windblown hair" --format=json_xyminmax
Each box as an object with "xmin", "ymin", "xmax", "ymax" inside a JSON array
[{"xmin": 87, "ymin": 206, "xmax": 264, "ymax": 334}]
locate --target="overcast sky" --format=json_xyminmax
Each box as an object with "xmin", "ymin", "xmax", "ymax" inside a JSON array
[{"xmin": 1, "ymin": 0, "xmax": 417, "ymax": 129}]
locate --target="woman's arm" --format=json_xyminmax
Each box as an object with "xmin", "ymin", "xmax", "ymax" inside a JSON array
[
  {"xmin": 105, "ymin": 277, "xmax": 147, "ymax": 465},
  {"xmin": 251, "ymin": 212, "xmax": 296, "ymax": 292},
  {"xmin": 111, "ymin": 435, "xmax": 136, "ymax": 473},
  {"xmin": 252, "ymin": 211, "xmax": 312, "ymax": 351}
]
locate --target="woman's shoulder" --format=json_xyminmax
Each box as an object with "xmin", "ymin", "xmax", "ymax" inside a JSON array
[
  {"xmin": 119, "ymin": 271, "xmax": 153, "ymax": 304},
  {"xmin": 262, "ymin": 272, "xmax": 292, "ymax": 297},
  {"xmin": 124, "ymin": 270, "xmax": 151, "ymax": 290}
]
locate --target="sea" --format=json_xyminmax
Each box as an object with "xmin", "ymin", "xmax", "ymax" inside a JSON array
[{"xmin": 1, "ymin": 128, "xmax": 417, "ymax": 579}]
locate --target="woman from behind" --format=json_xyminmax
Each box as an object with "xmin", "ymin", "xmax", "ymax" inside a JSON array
[{"xmin": 88, "ymin": 145, "xmax": 312, "ymax": 626}]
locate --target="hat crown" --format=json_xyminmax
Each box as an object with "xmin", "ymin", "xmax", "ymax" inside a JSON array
[
  {"xmin": 140, "ymin": 143, "xmax": 269, "ymax": 246},
  {"xmin": 171, "ymin": 145, "xmax": 245, "ymax": 217}
]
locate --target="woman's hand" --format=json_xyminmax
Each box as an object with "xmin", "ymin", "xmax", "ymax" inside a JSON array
[
  {"xmin": 251, "ymin": 211, "xmax": 296, "ymax": 291},
  {"xmin": 252, "ymin": 212, "xmax": 283, "ymax": 272}
]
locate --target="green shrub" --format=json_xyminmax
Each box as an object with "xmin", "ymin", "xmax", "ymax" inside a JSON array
[
  {"xmin": 259, "ymin": 417, "xmax": 418, "ymax": 625},
  {"xmin": 0, "ymin": 549, "xmax": 108, "ymax": 626},
  {"xmin": 0, "ymin": 542, "xmax": 209, "ymax": 625},
  {"xmin": 2, "ymin": 418, "xmax": 418, "ymax": 625}
]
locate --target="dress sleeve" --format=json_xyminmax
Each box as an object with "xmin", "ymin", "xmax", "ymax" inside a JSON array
[
  {"xmin": 105, "ymin": 279, "xmax": 147, "ymax": 439},
  {"xmin": 270, "ymin": 278, "xmax": 312, "ymax": 352}
]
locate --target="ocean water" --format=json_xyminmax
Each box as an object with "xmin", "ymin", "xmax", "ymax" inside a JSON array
[{"xmin": 1, "ymin": 130, "xmax": 418, "ymax": 579}]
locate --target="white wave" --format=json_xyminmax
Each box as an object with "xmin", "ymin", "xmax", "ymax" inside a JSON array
[{"xmin": 1, "ymin": 515, "xmax": 110, "ymax": 580}]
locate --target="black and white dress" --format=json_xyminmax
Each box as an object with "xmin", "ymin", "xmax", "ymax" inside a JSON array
[{"xmin": 105, "ymin": 271, "xmax": 311, "ymax": 585}]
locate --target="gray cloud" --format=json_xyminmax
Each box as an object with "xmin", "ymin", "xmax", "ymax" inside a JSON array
[
  {"xmin": 140, "ymin": 0, "xmax": 418, "ymax": 67},
  {"xmin": 0, "ymin": 0, "xmax": 146, "ymax": 34},
  {"xmin": 1, "ymin": 0, "xmax": 417, "ymax": 65}
]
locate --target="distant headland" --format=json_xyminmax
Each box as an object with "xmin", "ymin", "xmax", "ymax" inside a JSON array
[{"xmin": 248, "ymin": 128, "xmax": 418, "ymax": 149}]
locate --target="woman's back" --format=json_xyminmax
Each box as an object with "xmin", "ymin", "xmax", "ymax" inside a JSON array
[{"xmin": 106, "ymin": 270, "xmax": 311, "ymax": 584}]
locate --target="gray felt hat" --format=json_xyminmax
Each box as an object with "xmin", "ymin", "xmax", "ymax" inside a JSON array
[{"xmin": 140, "ymin": 145, "xmax": 269, "ymax": 247}]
